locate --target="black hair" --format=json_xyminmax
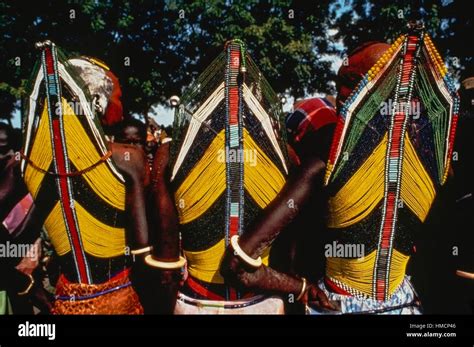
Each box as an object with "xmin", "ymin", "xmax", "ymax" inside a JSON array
[{"xmin": 115, "ymin": 118, "xmax": 147, "ymax": 144}]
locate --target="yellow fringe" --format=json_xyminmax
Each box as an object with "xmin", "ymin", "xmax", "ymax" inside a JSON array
[
  {"xmin": 74, "ymin": 202, "xmax": 126, "ymax": 258},
  {"xmin": 401, "ymin": 134, "xmax": 436, "ymax": 222},
  {"xmin": 184, "ymin": 238, "xmax": 270, "ymax": 284},
  {"xmin": 24, "ymin": 104, "xmax": 53, "ymax": 199},
  {"xmin": 176, "ymin": 128, "xmax": 282, "ymax": 284},
  {"xmin": 326, "ymin": 248, "xmax": 409, "ymax": 298},
  {"xmin": 243, "ymin": 129, "xmax": 286, "ymax": 208},
  {"xmin": 62, "ymin": 100, "xmax": 125, "ymax": 211},
  {"xmin": 328, "ymin": 132, "xmax": 436, "ymax": 226},
  {"xmin": 327, "ymin": 134, "xmax": 387, "ymax": 228},
  {"xmin": 44, "ymin": 201, "xmax": 126, "ymax": 258},
  {"xmin": 44, "ymin": 201, "xmax": 70, "ymax": 256},
  {"xmin": 175, "ymin": 129, "xmax": 286, "ymax": 224},
  {"xmin": 388, "ymin": 249, "xmax": 410, "ymax": 295},
  {"xmin": 27, "ymin": 98, "xmax": 126, "ymax": 259},
  {"xmin": 24, "ymin": 99, "xmax": 125, "ymax": 211},
  {"xmin": 174, "ymin": 131, "xmax": 226, "ymax": 224}
]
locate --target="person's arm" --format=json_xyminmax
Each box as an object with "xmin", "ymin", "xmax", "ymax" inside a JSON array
[
  {"xmin": 1, "ymin": 155, "xmax": 53, "ymax": 310},
  {"xmin": 112, "ymin": 143, "xmax": 167, "ymax": 313},
  {"xmin": 0, "ymin": 157, "xmax": 41, "ymax": 296},
  {"xmin": 145, "ymin": 142, "xmax": 181, "ymax": 314},
  {"xmin": 151, "ymin": 142, "xmax": 180, "ymax": 261},
  {"xmin": 0, "ymin": 225, "xmax": 37, "ymax": 295},
  {"xmin": 0, "ymin": 156, "xmax": 28, "ymax": 222},
  {"xmin": 221, "ymin": 155, "xmax": 333, "ymax": 308},
  {"xmin": 111, "ymin": 143, "xmax": 150, "ymax": 250},
  {"xmin": 0, "ymin": 264, "xmax": 35, "ymax": 295}
]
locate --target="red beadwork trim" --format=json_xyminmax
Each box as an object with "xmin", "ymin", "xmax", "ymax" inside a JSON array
[{"xmin": 186, "ymin": 277, "xmax": 226, "ymax": 301}]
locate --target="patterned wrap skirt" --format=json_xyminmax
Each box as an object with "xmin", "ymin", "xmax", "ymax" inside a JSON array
[{"xmin": 52, "ymin": 269, "xmax": 143, "ymax": 315}]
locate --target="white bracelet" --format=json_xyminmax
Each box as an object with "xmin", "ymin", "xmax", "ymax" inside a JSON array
[
  {"xmin": 131, "ymin": 246, "xmax": 153, "ymax": 255},
  {"xmin": 230, "ymin": 235, "xmax": 262, "ymax": 268},
  {"xmin": 144, "ymin": 255, "xmax": 186, "ymax": 270}
]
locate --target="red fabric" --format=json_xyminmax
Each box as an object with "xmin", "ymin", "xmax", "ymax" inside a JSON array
[
  {"xmin": 186, "ymin": 277, "xmax": 256, "ymax": 301},
  {"xmin": 186, "ymin": 277, "xmax": 225, "ymax": 301},
  {"xmin": 292, "ymin": 98, "xmax": 337, "ymax": 143},
  {"xmin": 229, "ymin": 287, "xmax": 238, "ymax": 301},
  {"xmin": 60, "ymin": 268, "xmax": 130, "ymax": 285},
  {"xmin": 324, "ymin": 277, "xmax": 352, "ymax": 296},
  {"xmin": 103, "ymin": 70, "xmax": 123, "ymax": 126}
]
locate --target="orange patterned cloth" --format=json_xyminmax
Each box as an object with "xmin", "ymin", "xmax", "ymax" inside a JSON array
[{"xmin": 52, "ymin": 269, "xmax": 143, "ymax": 315}]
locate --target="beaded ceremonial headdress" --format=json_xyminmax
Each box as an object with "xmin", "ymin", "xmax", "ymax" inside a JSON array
[
  {"xmin": 169, "ymin": 39, "xmax": 289, "ymax": 297},
  {"xmin": 323, "ymin": 22, "xmax": 459, "ymax": 301},
  {"xmin": 21, "ymin": 41, "xmax": 126, "ymax": 284}
]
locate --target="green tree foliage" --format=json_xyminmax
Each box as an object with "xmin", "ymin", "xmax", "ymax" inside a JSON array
[
  {"xmin": 0, "ymin": 0, "xmax": 469, "ymax": 125},
  {"xmin": 167, "ymin": 0, "xmax": 335, "ymax": 97},
  {"xmin": 331, "ymin": 0, "xmax": 472, "ymax": 77},
  {"xmin": 0, "ymin": 0, "xmax": 171, "ymax": 121},
  {"xmin": 0, "ymin": 0, "xmax": 335, "ymax": 124}
]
